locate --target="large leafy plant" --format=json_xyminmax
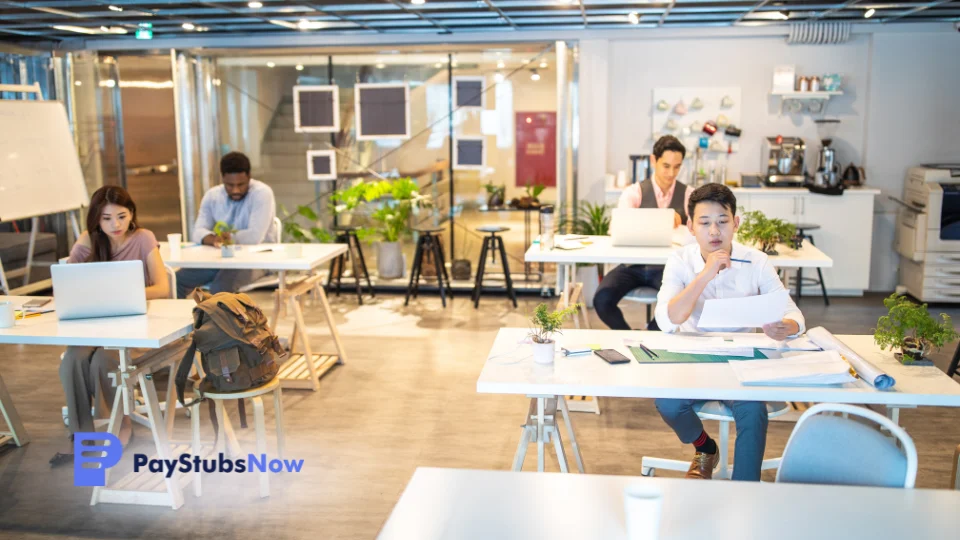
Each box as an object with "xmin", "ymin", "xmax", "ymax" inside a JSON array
[
  {"xmin": 874, "ymin": 293, "xmax": 958, "ymax": 358},
  {"xmin": 279, "ymin": 204, "xmax": 334, "ymax": 244},
  {"xmin": 365, "ymin": 177, "xmax": 432, "ymax": 243},
  {"xmin": 529, "ymin": 302, "xmax": 581, "ymax": 344},
  {"xmin": 736, "ymin": 209, "xmax": 796, "ymax": 254},
  {"xmin": 559, "ymin": 201, "xmax": 611, "ymax": 236}
]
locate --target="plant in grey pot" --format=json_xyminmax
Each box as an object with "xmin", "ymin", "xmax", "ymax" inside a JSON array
[
  {"xmin": 365, "ymin": 178, "xmax": 432, "ymax": 279},
  {"xmin": 874, "ymin": 293, "xmax": 959, "ymax": 365},
  {"xmin": 214, "ymin": 221, "xmax": 237, "ymax": 258},
  {"xmin": 529, "ymin": 302, "xmax": 581, "ymax": 365},
  {"xmin": 558, "ymin": 201, "xmax": 612, "ymax": 308}
]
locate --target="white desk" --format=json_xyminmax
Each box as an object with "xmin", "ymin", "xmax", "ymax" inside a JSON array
[
  {"xmin": 477, "ymin": 328, "xmax": 960, "ymax": 472},
  {"xmin": 160, "ymin": 242, "xmax": 350, "ymax": 391},
  {"xmin": 0, "ymin": 296, "xmax": 195, "ymax": 508},
  {"xmin": 378, "ymin": 467, "xmax": 960, "ymax": 540}
]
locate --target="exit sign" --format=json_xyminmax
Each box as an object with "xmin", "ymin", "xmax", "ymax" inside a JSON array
[{"xmin": 136, "ymin": 23, "xmax": 152, "ymax": 40}]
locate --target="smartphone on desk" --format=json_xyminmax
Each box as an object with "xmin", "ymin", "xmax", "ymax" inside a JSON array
[
  {"xmin": 594, "ymin": 349, "xmax": 630, "ymax": 365},
  {"xmin": 22, "ymin": 298, "xmax": 51, "ymax": 309}
]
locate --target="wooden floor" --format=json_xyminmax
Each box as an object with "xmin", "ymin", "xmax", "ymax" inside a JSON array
[{"xmin": 0, "ymin": 291, "xmax": 958, "ymax": 539}]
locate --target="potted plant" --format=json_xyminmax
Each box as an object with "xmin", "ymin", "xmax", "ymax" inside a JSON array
[
  {"xmin": 735, "ymin": 209, "xmax": 796, "ymax": 255},
  {"xmin": 529, "ymin": 302, "xmax": 581, "ymax": 365},
  {"xmin": 483, "ymin": 183, "xmax": 506, "ymax": 208},
  {"xmin": 558, "ymin": 201, "xmax": 612, "ymax": 308},
  {"xmin": 514, "ymin": 181, "xmax": 546, "ymax": 209},
  {"xmin": 329, "ymin": 181, "xmax": 371, "ymax": 227},
  {"xmin": 365, "ymin": 178, "xmax": 432, "ymax": 279},
  {"xmin": 874, "ymin": 293, "xmax": 959, "ymax": 364},
  {"xmin": 213, "ymin": 221, "xmax": 238, "ymax": 258},
  {"xmin": 278, "ymin": 204, "xmax": 334, "ymax": 244}
]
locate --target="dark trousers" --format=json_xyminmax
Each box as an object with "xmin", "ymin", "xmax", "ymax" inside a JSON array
[
  {"xmin": 175, "ymin": 268, "xmax": 267, "ymax": 299},
  {"xmin": 593, "ymin": 264, "xmax": 664, "ymax": 331}
]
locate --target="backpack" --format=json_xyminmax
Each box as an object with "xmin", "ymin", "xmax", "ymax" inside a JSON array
[{"xmin": 175, "ymin": 289, "xmax": 285, "ymax": 407}]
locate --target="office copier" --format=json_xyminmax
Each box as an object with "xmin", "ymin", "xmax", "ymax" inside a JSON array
[{"xmin": 896, "ymin": 164, "xmax": 960, "ymax": 302}]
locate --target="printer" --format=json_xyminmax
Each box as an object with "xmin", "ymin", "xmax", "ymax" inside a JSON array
[{"xmin": 895, "ymin": 164, "xmax": 960, "ymax": 302}]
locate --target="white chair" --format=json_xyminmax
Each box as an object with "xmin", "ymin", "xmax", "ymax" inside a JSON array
[
  {"xmin": 776, "ymin": 403, "xmax": 917, "ymax": 488},
  {"xmin": 641, "ymin": 401, "xmax": 790, "ymax": 479},
  {"xmin": 622, "ymin": 287, "xmax": 657, "ymax": 325}
]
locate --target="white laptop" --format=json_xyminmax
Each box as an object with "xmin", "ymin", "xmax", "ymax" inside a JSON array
[
  {"xmin": 610, "ymin": 208, "xmax": 675, "ymax": 247},
  {"xmin": 51, "ymin": 260, "xmax": 147, "ymax": 320}
]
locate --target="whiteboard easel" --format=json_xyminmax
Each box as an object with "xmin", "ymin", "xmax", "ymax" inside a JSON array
[{"xmin": 0, "ymin": 83, "xmax": 86, "ymax": 295}]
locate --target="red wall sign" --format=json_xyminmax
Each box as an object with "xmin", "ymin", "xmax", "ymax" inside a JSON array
[{"xmin": 515, "ymin": 112, "xmax": 556, "ymax": 188}]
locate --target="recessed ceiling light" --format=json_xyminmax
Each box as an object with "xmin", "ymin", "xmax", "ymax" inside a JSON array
[
  {"xmin": 296, "ymin": 64, "xmax": 304, "ymax": 71},
  {"xmin": 864, "ymin": 8, "xmax": 875, "ymax": 18},
  {"xmin": 74, "ymin": 81, "xmax": 82, "ymax": 86},
  {"xmin": 297, "ymin": 19, "xmax": 328, "ymax": 29},
  {"xmin": 108, "ymin": 5, "xmax": 123, "ymax": 12},
  {"xmin": 776, "ymin": 11, "xmax": 789, "ymax": 20},
  {"xmin": 497, "ymin": 60, "xmax": 505, "ymax": 69},
  {"xmin": 494, "ymin": 72, "xmax": 504, "ymax": 83},
  {"xmin": 627, "ymin": 12, "xmax": 640, "ymax": 25},
  {"xmin": 248, "ymin": 1, "xmax": 263, "ymax": 8},
  {"xmin": 539, "ymin": 60, "xmax": 547, "ymax": 68},
  {"xmin": 376, "ymin": 62, "xmax": 386, "ymax": 69},
  {"xmin": 530, "ymin": 69, "xmax": 540, "ymax": 81},
  {"xmin": 412, "ymin": 0, "xmax": 426, "ymax": 4},
  {"xmin": 267, "ymin": 61, "xmax": 276, "ymax": 68},
  {"xmin": 269, "ymin": 20, "xmax": 299, "ymax": 29},
  {"xmin": 182, "ymin": 22, "xmax": 196, "ymax": 30}
]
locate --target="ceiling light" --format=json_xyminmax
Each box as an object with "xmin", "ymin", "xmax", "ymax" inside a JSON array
[
  {"xmin": 102, "ymin": 79, "xmax": 116, "ymax": 88},
  {"xmin": 539, "ymin": 60, "xmax": 547, "ymax": 68},
  {"xmin": 267, "ymin": 61, "xmax": 276, "ymax": 68},
  {"xmin": 108, "ymin": 5, "xmax": 123, "ymax": 12},
  {"xmin": 297, "ymin": 19, "xmax": 328, "ymax": 29},
  {"xmin": 99, "ymin": 26, "xmax": 128, "ymax": 34},
  {"xmin": 864, "ymin": 8, "xmax": 875, "ymax": 18},
  {"xmin": 376, "ymin": 62, "xmax": 386, "ymax": 69},
  {"xmin": 520, "ymin": 58, "xmax": 529, "ymax": 64},
  {"xmin": 412, "ymin": 0, "xmax": 426, "ymax": 4},
  {"xmin": 530, "ymin": 69, "xmax": 540, "ymax": 81},
  {"xmin": 628, "ymin": 12, "xmax": 640, "ymax": 25},
  {"xmin": 53, "ymin": 25, "xmax": 98, "ymax": 35},
  {"xmin": 248, "ymin": 1, "xmax": 263, "ymax": 8},
  {"xmin": 182, "ymin": 22, "xmax": 196, "ymax": 30},
  {"xmin": 776, "ymin": 11, "xmax": 789, "ymax": 20},
  {"xmin": 74, "ymin": 81, "xmax": 82, "ymax": 86},
  {"xmin": 494, "ymin": 72, "xmax": 504, "ymax": 83},
  {"xmin": 269, "ymin": 20, "xmax": 299, "ymax": 29},
  {"xmin": 296, "ymin": 64, "xmax": 304, "ymax": 71},
  {"xmin": 497, "ymin": 60, "xmax": 505, "ymax": 69}
]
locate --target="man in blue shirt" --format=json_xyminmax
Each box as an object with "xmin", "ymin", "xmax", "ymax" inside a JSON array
[{"xmin": 175, "ymin": 152, "xmax": 278, "ymax": 298}]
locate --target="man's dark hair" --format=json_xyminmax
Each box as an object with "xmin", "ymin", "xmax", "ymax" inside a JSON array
[
  {"xmin": 220, "ymin": 152, "xmax": 251, "ymax": 176},
  {"xmin": 652, "ymin": 135, "xmax": 686, "ymax": 160},
  {"xmin": 687, "ymin": 183, "xmax": 738, "ymax": 218}
]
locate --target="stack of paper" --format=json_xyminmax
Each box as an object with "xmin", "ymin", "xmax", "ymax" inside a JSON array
[
  {"xmin": 806, "ymin": 327, "xmax": 896, "ymax": 389},
  {"xmin": 722, "ymin": 334, "xmax": 822, "ymax": 351},
  {"xmin": 697, "ymin": 290, "xmax": 789, "ymax": 329},
  {"xmin": 729, "ymin": 350, "xmax": 857, "ymax": 386},
  {"xmin": 662, "ymin": 336, "xmax": 755, "ymax": 357}
]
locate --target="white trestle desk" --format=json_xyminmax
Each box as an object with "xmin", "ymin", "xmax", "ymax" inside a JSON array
[
  {"xmin": 477, "ymin": 328, "xmax": 960, "ymax": 473},
  {"xmin": 160, "ymin": 242, "xmax": 349, "ymax": 391},
  {"xmin": 377, "ymin": 467, "xmax": 960, "ymax": 540},
  {"xmin": 0, "ymin": 297, "xmax": 196, "ymax": 508}
]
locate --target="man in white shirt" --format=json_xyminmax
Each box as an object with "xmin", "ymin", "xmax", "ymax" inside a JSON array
[
  {"xmin": 595, "ymin": 135, "xmax": 691, "ymax": 331},
  {"xmin": 653, "ymin": 184, "xmax": 805, "ymax": 481},
  {"xmin": 175, "ymin": 152, "xmax": 279, "ymax": 298}
]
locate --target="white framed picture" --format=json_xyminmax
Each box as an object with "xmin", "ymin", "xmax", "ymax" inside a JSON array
[
  {"xmin": 453, "ymin": 76, "xmax": 485, "ymax": 109},
  {"xmin": 453, "ymin": 137, "xmax": 485, "ymax": 171},
  {"xmin": 354, "ymin": 82, "xmax": 411, "ymax": 141},
  {"xmin": 293, "ymin": 85, "xmax": 340, "ymax": 133},
  {"xmin": 306, "ymin": 149, "xmax": 337, "ymax": 181}
]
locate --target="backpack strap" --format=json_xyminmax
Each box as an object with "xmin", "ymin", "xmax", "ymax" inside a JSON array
[{"xmin": 175, "ymin": 338, "xmax": 202, "ymax": 407}]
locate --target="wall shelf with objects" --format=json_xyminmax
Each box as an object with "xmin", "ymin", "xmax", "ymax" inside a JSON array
[{"xmin": 772, "ymin": 91, "xmax": 843, "ymax": 115}]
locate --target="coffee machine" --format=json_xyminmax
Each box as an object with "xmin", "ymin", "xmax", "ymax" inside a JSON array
[
  {"xmin": 813, "ymin": 119, "xmax": 841, "ymax": 187},
  {"xmin": 763, "ymin": 136, "xmax": 807, "ymax": 186}
]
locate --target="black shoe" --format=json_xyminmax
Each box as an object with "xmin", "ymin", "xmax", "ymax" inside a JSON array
[{"xmin": 49, "ymin": 452, "xmax": 73, "ymax": 468}]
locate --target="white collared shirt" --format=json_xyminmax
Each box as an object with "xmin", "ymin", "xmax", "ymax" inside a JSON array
[{"xmin": 654, "ymin": 241, "xmax": 805, "ymax": 335}]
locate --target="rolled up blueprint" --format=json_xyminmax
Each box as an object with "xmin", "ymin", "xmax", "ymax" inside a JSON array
[{"xmin": 806, "ymin": 327, "xmax": 896, "ymax": 390}]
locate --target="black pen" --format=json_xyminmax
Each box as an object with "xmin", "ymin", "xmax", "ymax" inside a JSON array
[{"xmin": 638, "ymin": 343, "xmax": 659, "ymax": 359}]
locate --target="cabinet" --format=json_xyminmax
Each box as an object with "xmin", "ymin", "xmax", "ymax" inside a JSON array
[{"xmin": 736, "ymin": 189, "xmax": 877, "ymax": 294}]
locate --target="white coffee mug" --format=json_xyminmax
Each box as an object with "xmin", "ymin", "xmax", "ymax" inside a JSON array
[
  {"xmin": 624, "ymin": 483, "xmax": 663, "ymax": 540},
  {"xmin": 0, "ymin": 301, "xmax": 15, "ymax": 329},
  {"xmin": 167, "ymin": 233, "xmax": 182, "ymax": 260}
]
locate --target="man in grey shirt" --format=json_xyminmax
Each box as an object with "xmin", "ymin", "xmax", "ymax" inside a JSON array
[{"xmin": 175, "ymin": 152, "xmax": 279, "ymax": 298}]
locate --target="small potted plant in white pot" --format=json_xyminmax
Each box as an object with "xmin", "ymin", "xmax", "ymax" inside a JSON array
[
  {"xmin": 874, "ymin": 293, "xmax": 959, "ymax": 365},
  {"xmin": 214, "ymin": 221, "xmax": 237, "ymax": 258},
  {"xmin": 529, "ymin": 302, "xmax": 581, "ymax": 365}
]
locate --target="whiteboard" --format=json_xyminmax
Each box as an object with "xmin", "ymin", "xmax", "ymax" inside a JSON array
[{"xmin": 0, "ymin": 100, "xmax": 89, "ymax": 222}]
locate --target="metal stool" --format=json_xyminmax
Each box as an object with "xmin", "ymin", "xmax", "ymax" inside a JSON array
[
  {"xmin": 405, "ymin": 227, "xmax": 453, "ymax": 307},
  {"xmin": 327, "ymin": 226, "xmax": 374, "ymax": 305},
  {"xmin": 472, "ymin": 226, "xmax": 518, "ymax": 308},
  {"xmin": 792, "ymin": 223, "xmax": 829, "ymax": 306}
]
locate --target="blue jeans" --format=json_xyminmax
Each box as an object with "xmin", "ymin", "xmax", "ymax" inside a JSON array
[
  {"xmin": 175, "ymin": 268, "xmax": 267, "ymax": 299},
  {"xmin": 655, "ymin": 398, "xmax": 769, "ymax": 481}
]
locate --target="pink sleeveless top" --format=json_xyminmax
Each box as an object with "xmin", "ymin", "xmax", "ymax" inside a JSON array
[{"xmin": 67, "ymin": 228, "xmax": 159, "ymax": 286}]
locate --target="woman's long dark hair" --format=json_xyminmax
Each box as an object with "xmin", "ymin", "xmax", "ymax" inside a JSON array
[{"xmin": 86, "ymin": 186, "xmax": 139, "ymax": 262}]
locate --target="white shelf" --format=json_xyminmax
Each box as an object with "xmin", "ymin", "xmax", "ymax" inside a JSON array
[{"xmin": 771, "ymin": 90, "xmax": 843, "ymax": 99}]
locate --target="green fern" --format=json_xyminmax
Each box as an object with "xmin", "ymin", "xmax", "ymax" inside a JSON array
[
  {"xmin": 736, "ymin": 209, "xmax": 795, "ymax": 253},
  {"xmin": 529, "ymin": 303, "xmax": 581, "ymax": 344},
  {"xmin": 873, "ymin": 293, "xmax": 959, "ymax": 352}
]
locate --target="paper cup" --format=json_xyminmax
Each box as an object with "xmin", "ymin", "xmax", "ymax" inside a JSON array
[
  {"xmin": 0, "ymin": 301, "xmax": 15, "ymax": 329},
  {"xmin": 624, "ymin": 483, "xmax": 662, "ymax": 540},
  {"xmin": 167, "ymin": 233, "xmax": 182, "ymax": 260}
]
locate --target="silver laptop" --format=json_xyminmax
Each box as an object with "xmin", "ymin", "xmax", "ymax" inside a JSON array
[
  {"xmin": 51, "ymin": 260, "xmax": 147, "ymax": 320},
  {"xmin": 611, "ymin": 208, "xmax": 675, "ymax": 247}
]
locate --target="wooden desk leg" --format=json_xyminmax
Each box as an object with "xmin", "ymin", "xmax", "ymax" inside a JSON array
[
  {"xmin": 316, "ymin": 283, "xmax": 348, "ymax": 365},
  {"xmin": 537, "ymin": 397, "xmax": 545, "ymax": 472},
  {"xmin": 558, "ymin": 396, "xmax": 585, "ymax": 474},
  {"xmin": 290, "ymin": 295, "xmax": 319, "ymax": 392},
  {"xmin": 0, "ymin": 371, "xmax": 29, "ymax": 447},
  {"xmin": 271, "ymin": 271, "xmax": 285, "ymax": 333}
]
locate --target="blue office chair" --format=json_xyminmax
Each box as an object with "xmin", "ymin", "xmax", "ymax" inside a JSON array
[{"xmin": 777, "ymin": 403, "xmax": 917, "ymax": 488}]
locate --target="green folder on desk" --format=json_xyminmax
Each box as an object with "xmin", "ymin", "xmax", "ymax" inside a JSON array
[{"xmin": 628, "ymin": 347, "xmax": 766, "ymax": 364}]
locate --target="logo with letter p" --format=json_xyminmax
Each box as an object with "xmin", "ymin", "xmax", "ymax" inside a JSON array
[{"xmin": 74, "ymin": 432, "xmax": 123, "ymax": 487}]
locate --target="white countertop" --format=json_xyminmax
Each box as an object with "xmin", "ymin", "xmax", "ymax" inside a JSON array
[
  {"xmin": 159, "ymin": 242, "xmax": 348, "ymax": 271},
  {"xmin": 476, "ymin": 329, "xmax": 960, "ymax": 408},
  {"xmin": 525, "ymin": 235, "xmax": 833, "ymax": 269},
  {"xmin": 0, "ymin": 296, "xmax": 194, "ymax": 348},
  {"xmin": 378, "ymin": 467, "xmax": 960, "ymax": 540},
  {"xmin": 606, "ymin": 186, "xmax": 881, "ymax": 196}
]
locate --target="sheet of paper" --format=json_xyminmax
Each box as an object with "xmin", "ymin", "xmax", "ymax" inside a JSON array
[
  {"xmin": 697, "ymin": 290, "xmax": 788, "ymax": 329},
  {"xmin": 729, "ymin": 350, "xmax": 857, "ymax": 386},
  {"xmin": 626, "ymin": 335, "xmax": 756, "ymax": 357},
  {"xmin": 554, "ymin": 240, "xmax": 586, "ymax": 250},
  {"xmin": 722, "ymin": 334, "xmax": 821, "ymax": 351}
]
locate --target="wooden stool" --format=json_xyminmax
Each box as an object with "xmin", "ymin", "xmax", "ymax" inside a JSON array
[
  {"xmin": 191, "ymin": 378, "xmax": 285, "ymax": 499},
  {"xmin": 472, "ymin": 226, "xmax": 517, "ymax": 308},
  {"xmin": 327, "ymin": 227, "xmax": 374, "ymax": 305},
  {"xmin": 405, "ymin": 227, "xmax": 453, "ymax": 307},
  {"xmin": 792, "ymin": 223, "xmax": 829, "ymax": 306}
]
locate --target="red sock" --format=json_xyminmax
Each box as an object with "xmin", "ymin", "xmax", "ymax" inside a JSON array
[{"xmin": 693, "ymin": 430, "xmax": 709, "ymax": 447}]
